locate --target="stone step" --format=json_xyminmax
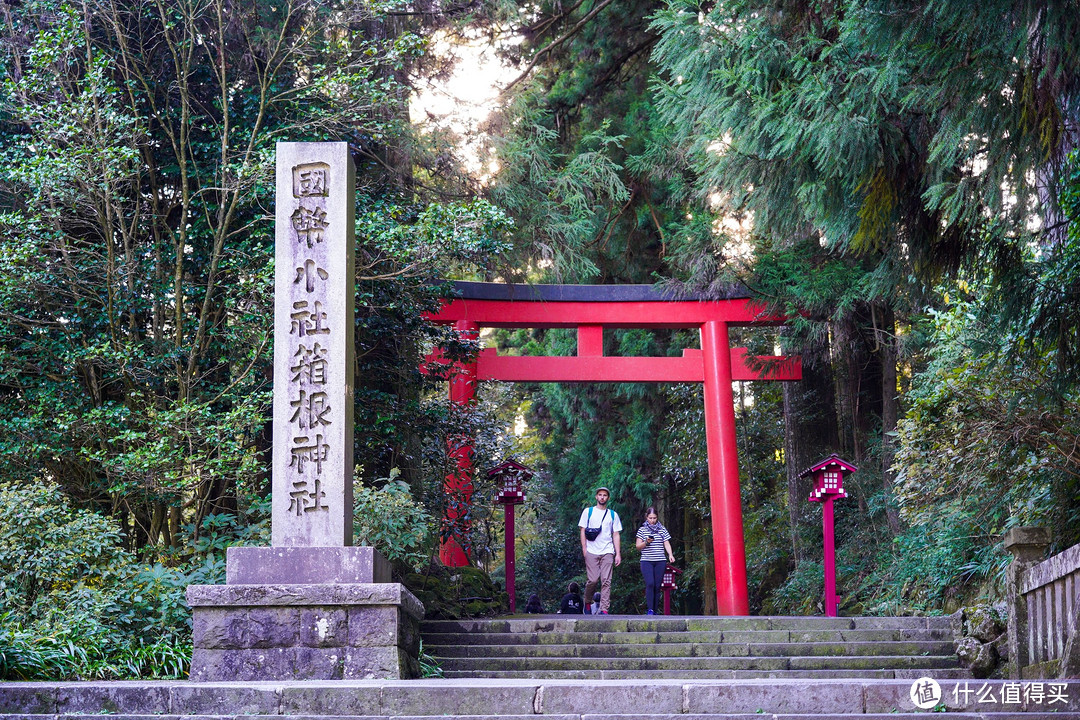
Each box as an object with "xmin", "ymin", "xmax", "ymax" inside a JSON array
[
  {"xmin": 5, "ymin": 715, "xmax": 1080, "ymax": 720},
  {"xmin": 421, "ymin": 628, "xmax": 951, "ymax": 645},
  {"xmin": 434, "ymin": 654, "xmax": 961, "ymax": 672},
  {"xmin": 2, "ymin": 679, "xmax": 1077, "ymax": 716},
  {"xmin": 420, "ymin": 616, "xmax": 953, "ymax": 635},
  {"xmin": 440, "ymin": 668, "xmax": 975, "ymax": 679},
  {"xmin": 425, "ymin": 640, "xmax": 957, "ymax": 658}
]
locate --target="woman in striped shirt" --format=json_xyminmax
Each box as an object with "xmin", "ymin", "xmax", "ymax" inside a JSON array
[{"xmin": 635, "ymin": 507, "xmax": 675, "ymax": 615}]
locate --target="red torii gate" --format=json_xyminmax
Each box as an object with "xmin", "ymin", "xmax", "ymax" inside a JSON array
[{"xmin": 425, "ymin": 282, "xmax": 801, "ymax": 616}]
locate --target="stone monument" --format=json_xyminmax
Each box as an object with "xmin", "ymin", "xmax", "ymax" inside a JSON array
[{"xmin": 186, "ymin": 142, "xmax": 423, "ymax": 681}]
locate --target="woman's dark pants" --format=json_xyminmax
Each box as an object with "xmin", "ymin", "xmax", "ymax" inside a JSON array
[{"xmin": 641, "ymin": 560, "xmax": 667, "ymax": 613}]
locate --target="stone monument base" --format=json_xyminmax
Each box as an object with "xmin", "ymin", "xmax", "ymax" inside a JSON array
[{"xmin": 186, "ymin": 583, "xmax": 424, "ymax": 681}]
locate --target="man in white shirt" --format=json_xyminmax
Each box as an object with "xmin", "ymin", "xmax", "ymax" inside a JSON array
[{"xmin": 578, "ymin": 486, "xmax": 622, "ymax": 614}]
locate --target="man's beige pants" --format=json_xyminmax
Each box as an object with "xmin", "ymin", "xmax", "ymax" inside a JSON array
[{"xmin": 584, "ymin": 551, "xmax": 614, "ymax": 613}]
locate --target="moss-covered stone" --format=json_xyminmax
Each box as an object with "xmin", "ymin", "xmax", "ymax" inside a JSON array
[{"xmin": 402, "ymin": 563, "xmax": 508, "ymax": 620}]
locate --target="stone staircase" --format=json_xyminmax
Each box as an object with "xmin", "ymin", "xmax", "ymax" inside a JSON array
[
  {"xmin": 420, "ymin": 615, "xmax": 966, "ymax": 679},
  {"xmin": 6, "ymin": 615, "xmax": 1080, "ymax": 719}
]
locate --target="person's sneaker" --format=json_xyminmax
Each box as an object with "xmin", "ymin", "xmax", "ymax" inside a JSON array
[
  {"xmin": 646, "ymin": 609, "xmax": 655, "ymax": 615},
  {"xmin": 599, "ymin": 610, "xmax": 609, "ymax": 614}
]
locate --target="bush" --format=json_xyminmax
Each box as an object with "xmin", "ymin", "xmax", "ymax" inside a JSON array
[
  {"xmin": 0, "ymin": 482, "xmax": 130, "ymax": 619},
  {"xmin": 517, "ymin": 533, "xmax": 585, "ymax": 613},
  {"xmin": 0, "ymin": 481, "xmax": 191, "ymax": 679},
  {"xmin": 353, "ymin": 474, "xmax": 436, "ymax": 573}
]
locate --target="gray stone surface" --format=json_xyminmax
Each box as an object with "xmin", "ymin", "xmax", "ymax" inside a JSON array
[
  {"xmin": 189, "ymin": 647, "xmax": 350, "ymax": 681},
  {"xmin": 378, "ymin": 684, "xmax": 537, "ymax": 716},
  {"xmin": 227, "ymin": 546, "xmax": 391, "ymax": 584},
  {"xmin": 168, "ymin": 683, "xmax": 281, "ymax": 715},
  {"xmin": 186, "ymin": 582, "xmax": 424, "ymax": 620},
  {"xmin": 345, "ymin": 647, "xmax": 413, "ymax": 679},
  {"xmin": 956, "ymin": 636, "xmax": 999, "ymax": 678},
  {"xmin": 272, "ymin": 141, "xmax": 356, "ymax": 548},
  {"xmin": 4, "ymin": 679, "xmax": 1080, "ymax": 717},
  {"xmin": 187, "ymin": 584, "xmax": 423, "ymax": 680},
  {"xmin": 277, "ymin": 683, "xmax": 384, "ymax": 716},
  {"xmin": 192, "ymin": 607, "xmax": 301, "ymax": 649},
  {"xmin": 685, "ymin": 682, "xmax": 863, "ymax": 714},
  {"xmin": 55, "ymin": 684, "xmax": 171, "ymax": 715},
  {"xmin": 1004, "ymin": 527, "xmax": 1053, "ymax": 678},
  {"xmin": 301, "ymin": 607, "xmax": 350, "ymax": 647},
  {"xmin": 0, "ymin": 685, "xmax": 57, "ymax": 714},
  {"xmin": 540, "ymin": 683, "xmax": 683, "ymax": 714}
]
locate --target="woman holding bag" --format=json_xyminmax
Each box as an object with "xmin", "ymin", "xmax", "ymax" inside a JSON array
[{"xmin": 635, "ymin": 507, "xmax": 674, "ymax": 615}]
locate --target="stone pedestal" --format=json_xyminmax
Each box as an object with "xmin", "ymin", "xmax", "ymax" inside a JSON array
[
  {"xmin": 1003, "ymin": 526, "xmax": 1050, "ymax": 679},
  {"xmin": 225, "ymin": 546, "xmax": 391, "ymax": 585},
  {"xmin": 187, "ymin": 547, "xmax": 423, "ymax": 681}
]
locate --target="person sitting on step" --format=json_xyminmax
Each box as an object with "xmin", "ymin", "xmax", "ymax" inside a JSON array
[
  {"xmin": 524, "ymin": 593, "xmax": 544, "ymax": 614},
  {"xmin": 558, "ymin": 581, "xmax": 584, "ymax": 614}
]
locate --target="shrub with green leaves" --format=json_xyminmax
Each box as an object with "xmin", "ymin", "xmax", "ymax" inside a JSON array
[
  {"xmin": 353, "ymin": 474, "xmax": 436, "ymax": 573},
  {"xmin": 0, "ymin": 482, "xmax": 130, "ymax": 618},
  {"xmin": 0, "ymin": 481, "xmax": 192, "ymax": 679}
]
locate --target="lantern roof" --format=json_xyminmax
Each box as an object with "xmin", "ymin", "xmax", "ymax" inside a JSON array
[
  {"xmin": 487, "ymin": 458, "xmax": 535, "ymax": 478},
  {"xmin": 798, "ymin": 453, "xmax": 858, "ymax": 479}
]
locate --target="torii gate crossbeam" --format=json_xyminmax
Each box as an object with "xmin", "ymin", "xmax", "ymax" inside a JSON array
[{"xmin": 425, "ymin": 282, "xmax": 801, "ymax": 616}]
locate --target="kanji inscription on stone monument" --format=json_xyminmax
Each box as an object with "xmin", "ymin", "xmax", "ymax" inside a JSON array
[{"xmin": 273, "ymin": 143, "xmax": 355, "ymax": 546}]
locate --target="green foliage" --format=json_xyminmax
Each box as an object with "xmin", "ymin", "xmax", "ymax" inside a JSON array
[
  {"xmin": 0, "ymin": 483, "xmax": 129, "ymax": 618},
  {"xmin": 485, "ymin": 110, "xmax": 633, "ymax": 280},
  {"xmin": 353, "ymin": 474, "xmax": 436, "ymax": 573},
  {"xmin": 516, "ymin": 532, "xmax": 586, "ymax": 611},
  {"xmin": 403, "ymin": 565, "xmax": 508, "ymax": 620},
  {"xmin": 0, "ymin": 481, "xmax": 193, "ymax": 679}
]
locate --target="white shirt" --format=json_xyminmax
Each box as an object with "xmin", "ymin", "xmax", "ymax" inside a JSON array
[{"xmin": 578, "ymin": 505, "xmax": 623, "ymax": 555}]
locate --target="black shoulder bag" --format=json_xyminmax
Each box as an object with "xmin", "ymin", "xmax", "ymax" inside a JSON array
[{"xmin": 583, "ymin": 507, "xmax": 609, "ymax": 541}]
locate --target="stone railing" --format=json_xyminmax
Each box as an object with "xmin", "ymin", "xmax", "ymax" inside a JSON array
[{"xmin": 1004, "ymin": 527, "xmax": 1080, "ymax": 678}]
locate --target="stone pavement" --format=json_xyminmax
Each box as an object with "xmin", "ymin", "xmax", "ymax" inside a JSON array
[{"xmin": 2, "ymin": 678, "xmax": 1080, "ymax": 718}]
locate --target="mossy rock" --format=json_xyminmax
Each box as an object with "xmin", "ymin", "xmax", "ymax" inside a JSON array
[
  {"xmin": 402, "ymin": 563, "xmax": 507, "ymax": 619},
  {"xmin": 962, "ymin": 604, "xmax": 1005, "ymax": 642}
]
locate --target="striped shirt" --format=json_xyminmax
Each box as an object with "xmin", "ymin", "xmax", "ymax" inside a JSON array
[{"xmin": 636, "ymin": 522, "xmax": 672, "ymax": 562}]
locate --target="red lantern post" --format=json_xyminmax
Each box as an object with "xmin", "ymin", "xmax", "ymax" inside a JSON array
[
  {"xmin": 489, "ymin": 459, "xmax": 533, "ymax": 613},
  {"xmin": 660, "ymin": 563, "xmax": 682, "ymax": 615},
  {"xmin": 802, "ymin": 454, "xmax": 857, "ymax": 617}
]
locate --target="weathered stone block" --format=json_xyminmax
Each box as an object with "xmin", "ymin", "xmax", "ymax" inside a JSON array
[
  {"xmin": 192, "ymin": 607, "xmax": 300, "ymax": 649},
  {"xmin": 227, "ymin": 546, "xmax": 391, "ymax": 584},
  {"xmin": 188, "ymin": 581, "xmax": 423, "ymax": 681},
  {"xmin": 168, "ymin": 683, "xmax": 281, "ymax": 715},
  {"xmin": 348, "ymin": 605, "xmax": 400, "ymax": 646},
  {"xmin": 541, "ymin": 682, "xmax": 683, "ymax": 714},
  {"xmin": 271, "ymin": 141, "xmax": 355, "ymax": 549},
  {"xmin": 187, "ymin": 582, "xmax": 424, "ymax": 617},
  {"xmin": 962, "ymin": 641, "xmax": 998, "ymax": 678},
  {"xmin": 301, "ymin": 606, "xmax": 349, "ymax": 647},
  {"xmin": 379, "ymin": 684, "xmax": 537, "ymax": 716},
  {"xmin": 399, "ymin": 614, "xmax": 421, "ymax": 655},
  {"xmin": 345, "ymin": 646, "xmax": 411, "ymax": 679},
  {"xmin": 189, "ymin": 646, "xmax": 353, "ymax": 681},
  {"xmin": 0, "ymin": 685, "xmax": 57, "ymax": 714},
  {"xmin": 278, "ymin": 682, "xmax": 385, "ymax": 716},
  {"xmin": 55, "ymin": 684, "xmax": 170, "ymax": 715},
  {"xmin": 685, "ymin": 681, "xmax": 862, "ymax": 714}
]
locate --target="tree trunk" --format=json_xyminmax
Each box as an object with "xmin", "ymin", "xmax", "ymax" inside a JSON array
[
  {"xmin": 782, "ymin": 327, "xmax": 840, "ymax": 565},
  {"xmin": 169, "ymin": 505, "xmax": 183, "ymax": 548},
  {"xmin": 703, "ymin": 521, "xmax": 717, "ymax": 615},
  {"xmin": 878, "ymin": 305, "xmax": 903, "ymax": 535}
]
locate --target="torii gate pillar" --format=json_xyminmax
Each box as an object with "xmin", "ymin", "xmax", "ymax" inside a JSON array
[
  {"xmin": 440, "ymin": 320, "xmax": 478, "ymax": 567},
  {"xmin": 701, "ymin": 320, "xmax": 749, "ymax": 615}
]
